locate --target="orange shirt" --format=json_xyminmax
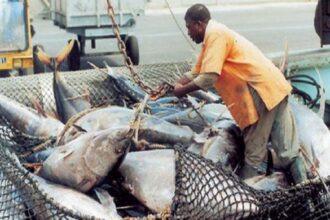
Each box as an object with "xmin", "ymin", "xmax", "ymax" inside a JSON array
[{"xmin": 192, "ymin": 20, "xmax": 292, "ymax": 129}]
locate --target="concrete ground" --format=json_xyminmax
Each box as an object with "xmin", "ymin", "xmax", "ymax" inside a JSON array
[
  {"xmin": 29, "ymin": 0, "xmax": 317, "ymax": 19},
  {"xmin": 146, "ymin": 0, "xmax": 317, "ymax": 9}
]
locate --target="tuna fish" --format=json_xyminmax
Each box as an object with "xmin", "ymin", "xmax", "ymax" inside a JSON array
[
  {"xmin": 25, "ymin": 148, "xmax": 56, "ymax": 163},
  {"xmin": 161, "ymin": 103, "xmax": 234, "ymax": 132},
  {"xmin": 106, "ymin": 65, "xmax": 221, "ymax": 105},
  {"xmin": 244, "ymin": 172, "xmax": 289, "ymax": 192},
  {"xmin": 36, "ymin": 40, "xmax": 91, "ymax": 124},
  {"xmin": 107, "ymin": 65, "xmax": 146, "ymax": 103},
  {"xmin": 289, "ymin": 98, "xmax": 330, "ymax": 177},
  {"xmin": 58, "ymin": 106, "xmax": 194, "ymax": 146},
  {"xmin": 53, "ymin": 68, "xmax": 91, "ymax": 123},
  {"xmin": 189, "ymin": 89, "xmax": 221, "ymax": 103},
  {"xmin": 188, "ymin": 120, "xmax": 243, "ymax": 171},
  {"xmin": 39, "ymin": 126, "xmax": 132, "ymax": 192},
  {"xmin": 5, "ymin": 148, "xmax": 122, "ymax": 220},
  {"xmin": 0, "ymin": 93, "xmax": 64, "ymax": 139},
  {"xmin": 32, "ymin": 175, "xmax": 122, "ymax": 220},
  {"xmin": 120, "ymin": 149, "xmax": 259, "ymax": 218},
  {"xmin": 118, "ymin": 149, "xmax": 175, "ymax": 214}
]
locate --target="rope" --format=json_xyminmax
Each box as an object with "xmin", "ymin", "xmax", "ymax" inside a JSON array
[{"xmin": 164, "ymin": 0, "xmax": 196, "ymax": 53}]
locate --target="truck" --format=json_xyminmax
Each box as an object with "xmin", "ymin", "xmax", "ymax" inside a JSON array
[
  {"xmin": 0, "ymin": 0, "xmax": 47, "ymax": 76},
  {"xmin": 50, "ymin": 0, "xmax": 146, "ymax": 70},
  {"xmin": 0, "ymin": 0, "xmax": 34, "ymax": 76}
]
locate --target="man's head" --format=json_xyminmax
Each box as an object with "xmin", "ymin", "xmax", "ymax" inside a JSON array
[{"xmin": 184, "ymin": 4, "xmax": 211, "ymax": 44}]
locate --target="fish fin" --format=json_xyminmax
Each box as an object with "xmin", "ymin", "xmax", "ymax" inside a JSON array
[
  {"xmin": 56, "ymin": 39, "xmax": 75, "ymax": 65},
  {"xmin": 36, "ymin": 46, "xmax": 51, "ymax": 65},
  {"xmin": 104, "ymin": 63, "xmax": 120, "ymax": 78},
  {"xmin": 72, "ymin": 124, "xmax": 87, "ymax": 133},
  {"xmin": 62, "ymin": 149, "xmax": 74, "ymax": 159},
  {"xmin": 201, "ymin": 137, "xmax": 214, "ymax": 156},
  {"xmin": 82, "ymin": 88, "xmax": 91, "ymax": 103},
  {"xmin": 47, "ymin": 107, "xmax": 60, "ymax": 120},
  {"xmin": 94, "ymin": 187, "xmax": 117, "ymax": 210},
  {"xmin": 314, "ymin": 67, "xmax": 325, "ymax": 119},
  {"xmin": 193, "ymin": 133, "xmax": 208, "ymax": 144},
  {"xmin": 279, "ymin": 40, "xmax": 288, "ymax": 74},
  {"xmin": 29, "ymin": 95, "xmax": 47, "ymax": 118}
]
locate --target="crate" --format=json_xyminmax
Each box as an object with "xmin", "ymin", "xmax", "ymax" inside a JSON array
[{"xmin": 51, "ymin": 0, "xmax": 145, "ymax": 29}]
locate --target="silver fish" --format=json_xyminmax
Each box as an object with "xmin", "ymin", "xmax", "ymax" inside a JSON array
[
  {"xmin": 202, "ymin": 132, "xmax": 241, "ymax": 171},
  {"xmin": 107, "ymin": 65, "xmax": 221, "ymax": 104},
  {"xmin": 94, "ymin": 188, "xmax": 122, "ymax": 220},
  {"xmin": 188, "ymin": 119, "xmax": 243, "ymax": 171},
  {"xmin": 59, "ymin": 106, "xmax": 194, "ymax": 146},
  {"xmin": 0, "ymin": 93, "xmax": 64, "ymax": 138},
  {"xmin": 118, "ymin": 149, "xmax": 175, "ymax": 213},
  {"xmin": 31, "ymin": 175, "xmax": 122, "ymax": 220},
  {"xmin": 53, "ymin": 69, "xmax": 91, "ymax": 123},
  {"xmin": 162, "ymin": 103, "xmax": 233, "ymax": 132},
  {"xmin": 244, "ymin": 172, "xmax": 289, "ymax": 192},
  {"xmin": 119, "ymin": 149, "xmax": 259, "ymax": 218},
  {"xmin": 289, "ymin": 98, "xmax": 330, "ymax": 177},
  {"xmin": 5, "ymin": 148, "xmax": 121, "ymax": 220},
  {"xmin": 107, "ymin": 66, "xmax": 146, "ymax": 103},
  {"xmin": 40, "ymin": 126, "xmax": 132, "ymax": 192},
  {"xmin": 190, "ymin": 90, "xmax": 221, "ymax": 103}
]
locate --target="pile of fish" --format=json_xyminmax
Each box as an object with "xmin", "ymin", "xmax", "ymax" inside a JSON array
[{"xmin": 1, "ymin": 45, "xmax": 330, "ymax": 219}]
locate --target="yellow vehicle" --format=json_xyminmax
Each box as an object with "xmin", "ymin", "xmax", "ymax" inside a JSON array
[{"xmin": 0, "ymin": 0, "xmax": 35, "ymax": 76}]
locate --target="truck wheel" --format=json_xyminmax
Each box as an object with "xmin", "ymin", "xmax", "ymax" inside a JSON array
[
  {"xmin": 33, "ymin": 44, "xmax": 47, "ymax": 74},
  {"xmin": 0, "ymin": 70, "xmax": 11, "ymax": 77},
  {"xmin": 125, "ymin": 35, "xmax": 139, "ymax": 65},
  {"xmin": 67, "ymin": 39, "xmax": 80, "ymax": 71}
]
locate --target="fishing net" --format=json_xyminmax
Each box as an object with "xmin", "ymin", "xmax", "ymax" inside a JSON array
[
  {"xmin": 0, "ymin": 61, "xmax": 190, "ymax": 154},
  {"xmin": 0, "ymin": 62, "xmax": 190, "ymax": 220},
  {"xmin": 0, "ymin": 145, "xmax": 101, "ymax": 220},
  {"xmin": 173, "ymin": 148, "xmax": 330, "ymax": 220},
  {"xmin": 0, "ymin": 61, "xmax": 329, "ymax": 219},
  {"xmin": 0, "ymin": 62, "xmax": 190, "ymax": 112}
]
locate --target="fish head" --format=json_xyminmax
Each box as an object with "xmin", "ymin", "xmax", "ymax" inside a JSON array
[
  {"xmin": 115, "ymin": 138, "xmax": 132, "ymax": 155},
  {"xmin": 44, "ymin": 118, "xmax": 65, "ymax": 137},
  {"xmin": 84, "ymin": 126, "xmax": 133, "ymax": 177}
]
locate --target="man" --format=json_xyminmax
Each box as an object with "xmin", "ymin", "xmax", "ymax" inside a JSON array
[{"xmin": 173, "ymin": 3, "xmax": 307, "ymax": 184}]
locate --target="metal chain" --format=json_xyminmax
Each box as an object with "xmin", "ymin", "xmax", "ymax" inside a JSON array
[{"xmin": 106, "ymin": 0, "xmax": 173, "ymax": 99}]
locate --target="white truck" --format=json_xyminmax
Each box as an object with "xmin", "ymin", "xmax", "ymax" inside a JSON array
[{"xmin": 51, "ymin": 0, "xmax": 145, "ymax": 70}]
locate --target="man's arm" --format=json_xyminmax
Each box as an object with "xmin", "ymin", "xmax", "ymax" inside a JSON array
[
  {"xmin": 173, "ymin": 72, "xmax": 218, "ymax": 98},
  {"xmin": 176, "ymin": 71, "xmax": 197, "ymax": 85},
  {"xmin": 176, "ymin": 75, "xmax": 192, "ymax": 86},
  {"xmin": 173, "ymin": 81, "xmax": 200, "ymax": 98}
]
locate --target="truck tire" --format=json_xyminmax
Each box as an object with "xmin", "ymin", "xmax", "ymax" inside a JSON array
[
  {"xmin": 33, "ymin": 44, "xmax": 47, "ymax": 74},
  {"xmin": 125, "ymin": 35, "xmax": 139, "ymax": 65},
  {"xmin": 0, "ymin": 70, "xmax": 11, "ymax": 77},
  {"xmin": 67, "ymin": 39, "xmax": 80, "ymax": 71}
]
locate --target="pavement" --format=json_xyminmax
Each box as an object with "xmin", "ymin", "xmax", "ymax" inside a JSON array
[
  {"xmin": 30, "ymin": 0, "xmax": 317, "ymax": 19},
  {"xmin": 146, "ymin": 0, "xmax": 317, "ymax": 9}
]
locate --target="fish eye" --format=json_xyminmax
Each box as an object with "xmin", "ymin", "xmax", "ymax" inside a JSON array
[
  {"xmin": 115, "ymin": 139, "xmax": 131, "ymax": 153},
  {"xmin": 115, "ymin": 145, "xmax": 124, "ymax": 154}
]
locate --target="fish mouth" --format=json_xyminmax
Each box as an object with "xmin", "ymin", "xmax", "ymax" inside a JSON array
[
  {"xmin": 116, "ymin": 139, "xmax": 133, "ymax": 154},
  {"xmin": 112, "ymin": 140, "xmax": 132, "ymax": 172}
]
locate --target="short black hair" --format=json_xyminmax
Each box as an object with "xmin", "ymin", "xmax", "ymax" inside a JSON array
[{"xmin": 184, "ymin": 4, "xmax": 211, "ymax": 23}]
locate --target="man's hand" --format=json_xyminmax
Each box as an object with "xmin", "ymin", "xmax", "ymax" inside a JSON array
[
  {"xmin": 173, "ymin": 82, "xmax": 201, "ymax": 98},
  {"xmin": 177, "ymin": 75, "xmax": 192, "ymax": 85},
  {"xmin": 173, "ymin": 83, "xmax": 185, "ymax": 98}
]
